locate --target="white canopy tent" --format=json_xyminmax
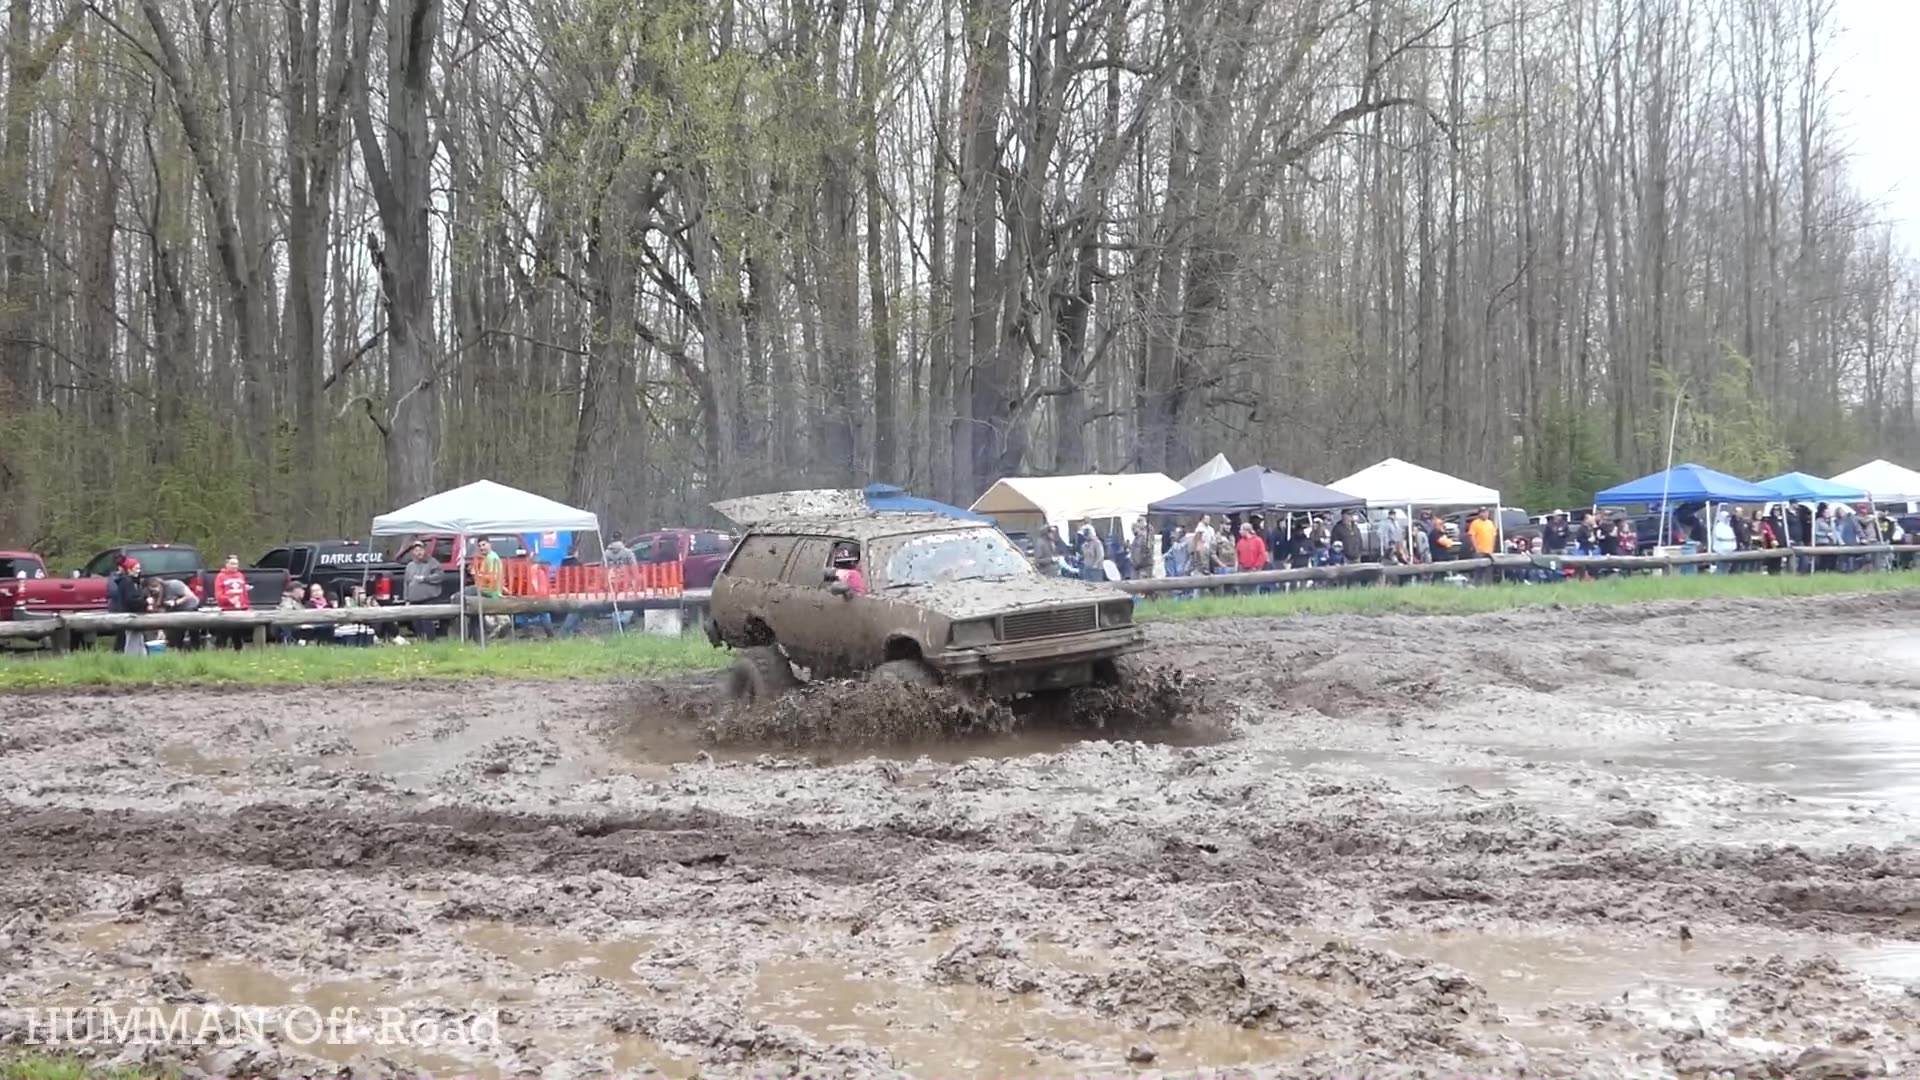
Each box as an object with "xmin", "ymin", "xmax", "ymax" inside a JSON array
[
  {"xmin": 371, "ymin": 480, "xmax": 604, "ymax": 644},
  {"xmin": 1179, "ymin": 453, "xmax": 1235, "ymax": 489},
  {"xmin": 1328, "ymin": 457, "xmax": 1506, "ymax": 553},
  {"xmin": 1827, "ymin": 459, "xmax": 1920, "ymax": 505},
  {"xmin": 1328, "ymin": 458, "xmax": 1501, "ymax": 508}
]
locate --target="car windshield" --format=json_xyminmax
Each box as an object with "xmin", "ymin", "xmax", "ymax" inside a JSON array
[{"xmin": 880, "ymin": 530, "xmax": 1031, "ymax": 587}]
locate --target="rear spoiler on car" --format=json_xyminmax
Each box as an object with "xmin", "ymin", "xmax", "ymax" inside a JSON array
[{"xmin": 711, "ymin": 489, "xmax": 871, "ymax": 527}]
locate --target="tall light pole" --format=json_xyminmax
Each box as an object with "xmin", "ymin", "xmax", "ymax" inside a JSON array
[{"xmin": 1658, "ymin": 382, "xmax": 1687, "ymax": 542}]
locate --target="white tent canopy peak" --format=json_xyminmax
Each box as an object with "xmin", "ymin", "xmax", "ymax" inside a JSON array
[
  {"xmin": 1328, "ymin": 457, "xmax": 1501, "ymax": 509},
  {"xmin": 370, "ymin": 479, "xmax": 600, "ymax": 536},
  {"xmin": 1178, "ymin": 454, "xmax": 1235, "ymax": 489},
  {"xmin": 1827, "ymin": 459, "xmax": 1920, "ymax": 504}
]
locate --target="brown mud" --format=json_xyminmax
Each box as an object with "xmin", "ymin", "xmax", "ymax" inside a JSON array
[{"xmin": 2, "ymin": 592, "xmax": 1920, "ymax": 1078}]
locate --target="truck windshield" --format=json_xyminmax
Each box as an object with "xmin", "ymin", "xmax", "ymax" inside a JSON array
[
  {"xmin": 133, "ymin": 549, "xmax": 202, "ymax": 575},
  {"xmin": 880, "ymin": 530, "xmax": 1031, "ymax": 588}
]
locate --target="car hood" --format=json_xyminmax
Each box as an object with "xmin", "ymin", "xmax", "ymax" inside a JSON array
[{"xmin": 882, "ymin": 575, "xmax": 1123, "ymax": 620}]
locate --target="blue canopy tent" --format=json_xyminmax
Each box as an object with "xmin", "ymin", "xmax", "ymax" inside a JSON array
[
  {"xmin": 1148, "ymin": 466, "xmax": 1365, "ymax": 514},
  {"xmin": 1756, "ymin": 471, "xmax": 1868, "ymax": 503},
  {"xmin": 1595, "ymin": 463, "xmax": 1776, "ymax": 505},
  {"xmin": 862, "ymin": 483, "xmax": 993, "ymax": 522},
  {"xmin": 1597, "ymin": 463, "xmax": 1776, "ymax": 558}
]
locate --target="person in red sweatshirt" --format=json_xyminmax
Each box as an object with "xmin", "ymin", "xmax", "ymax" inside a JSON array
[
  {"xmin": 212, "ymin": 554, "xmax": 250, "ymax": 651},
  {"xmin": 1235, "ymin": 522, "xmax": 1270, "ymax": 573}
]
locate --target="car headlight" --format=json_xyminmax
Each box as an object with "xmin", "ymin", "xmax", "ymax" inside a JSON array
[
  {"xmin": 949, "ymin": 619, "xmax": 996, "ymax": 647},
  {"xmin": 1100, "ymin": 600, "xmax": 1134, "ymax": 627}
]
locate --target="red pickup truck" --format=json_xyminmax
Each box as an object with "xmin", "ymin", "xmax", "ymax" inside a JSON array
[
  {"xmin": 630, "ymin": 529, "xmax": 734, "ymax": 589},
  {"xmin": 0, "ymin": 551, "xmax": 91, "ymax": 621},
  {"xmin": 0, "ymin": 544, "xmax": 289, "ymax": 623}
]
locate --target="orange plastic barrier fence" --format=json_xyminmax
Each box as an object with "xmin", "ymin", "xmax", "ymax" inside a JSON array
[{"xmin": 465, "ymin": 558, "xmax": 685, "ymax": 600}]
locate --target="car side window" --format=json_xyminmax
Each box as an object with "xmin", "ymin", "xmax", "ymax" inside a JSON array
[
  {"xmin": 85, "ymin": 551, "xmax": 117, "ymax": 576},
  {"xmin": 725, "ymin": 535, "xmax": 796, "ymax": 580},
  {"xmin": 781, "ymin": 538, "xmax": 834, "ymax": 586},
  {"xmin": 640, "ymin": 536, "xmax": 680, "ymax": 564},
  {"xmin": 256, "ymin": 548, "xmax": 290, "ymax": 571}
]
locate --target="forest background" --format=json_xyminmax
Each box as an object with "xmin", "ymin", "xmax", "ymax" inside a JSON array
[{"xmin": 2, "ymin": 0, "xmax": 1914, "ymax": 563}]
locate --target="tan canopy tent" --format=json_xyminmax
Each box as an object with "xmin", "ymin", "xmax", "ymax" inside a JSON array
[{"xmin": 971, "ymin": 472, "xmax": 1182, "ymax": 538}]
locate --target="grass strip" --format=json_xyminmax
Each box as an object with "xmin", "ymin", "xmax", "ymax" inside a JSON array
[
  {"xmin": 0, "ymin": 632, "xmax": 724, "ymax": 690},
  {"xmin": 1134, "ymin": 566, "xmax": 1920, "ymax": 620},
  {"xmin": 0, "ymin": 1055, "xmax": 177, "ymax": 1080}
]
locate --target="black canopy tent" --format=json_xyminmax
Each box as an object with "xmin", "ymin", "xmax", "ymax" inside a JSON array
[{"xmin": 1148, "ymin": 466, "xmax": 1366, "ymax": 514}]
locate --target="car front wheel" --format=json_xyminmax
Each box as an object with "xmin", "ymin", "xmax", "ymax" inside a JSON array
[
  {"xmin": 725, "ymin": 645, "xmax": 799, "ymax": 703},
  {"xmin": 870, "ymin": 658, "xmax": 938, "ymax": 688}
]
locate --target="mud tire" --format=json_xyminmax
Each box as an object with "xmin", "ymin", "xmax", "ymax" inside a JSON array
[
  {"xmin": 870, "ymin": 659, "xmax": 939, "ymax": 688},
  {"xmin": 1093, "ymin": 655, "xmax": 1144, "ymax": 687},
  {"xmin": 726, "ymin": 646, "xmax": 800, "ymax": 703}
]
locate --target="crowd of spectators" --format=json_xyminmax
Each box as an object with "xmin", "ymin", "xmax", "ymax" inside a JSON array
[{"xmin": 1030, "ymin": 500, "xmax": 1911, "ymax": 584}]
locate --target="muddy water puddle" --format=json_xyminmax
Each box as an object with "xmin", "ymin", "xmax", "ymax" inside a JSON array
[
  {"xmin": 1270, "ymin": 709, "xmax": 1920, "ymax": 839},
  {"xmin": 458, "ymin": 922, "xmax": 661, "ymax": 990},
  {"xmin": 1559, "ymin": 715, "xmax": 1920, "ymax": 813},
  {"xmin": 1354, "ymin": 924, "xmax": 1920, "ymax": 1011},
  {"xmin": 748, "ymin": 956, "xmax": 1323, "ymax": 1073}
]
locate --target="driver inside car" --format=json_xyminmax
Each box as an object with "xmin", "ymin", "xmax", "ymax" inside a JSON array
[{"xmin": 831, "ymin": 543, "xmax": 866, "ymax": 594}]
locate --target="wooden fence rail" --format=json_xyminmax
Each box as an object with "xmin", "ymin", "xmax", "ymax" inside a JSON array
[
  {"xmin": 1115, "ymin": 544, "xmax": 1906, "ymax": 594},
  {"xmin": 1, "ymin": 544, "xmax": 1905, "ymax": 650},
  {"xmin": 0, "ymin": 590, "xmax": 713, "ymax": 650}
]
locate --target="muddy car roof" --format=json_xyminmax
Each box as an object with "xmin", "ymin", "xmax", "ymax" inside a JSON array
[{"xmin": 745, "ymin": 513, "xmax": 991, "ymax": 542}]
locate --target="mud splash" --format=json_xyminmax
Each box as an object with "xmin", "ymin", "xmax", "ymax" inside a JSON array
[
  {"xmin": 703, "ymin": 680, "xmax": 1018, "ymax": 747},
  {"xmin": 696, "ymin": 662, "xmax": 1222, "ymax": 753}
]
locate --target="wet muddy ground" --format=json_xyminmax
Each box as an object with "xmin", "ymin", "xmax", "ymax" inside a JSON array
[{"xmin": 2, "ymin": 591, "xmax": 1919, "ymax": 1078}]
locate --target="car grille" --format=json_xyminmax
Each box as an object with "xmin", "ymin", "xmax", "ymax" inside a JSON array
[{"xmin": 1001, "ymin": 606, "xmax": 1097, "ymax": 641}]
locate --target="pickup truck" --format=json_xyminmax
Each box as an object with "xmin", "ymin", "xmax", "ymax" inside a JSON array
[
  {"xmin": 0, "ymin": 551, "xmax": 93, "ymax": 621},
  {"xmin": 631, "ymin": 528, "xmax": 734, "ymax": 589},
  {"xmin": 253, "ymin": 539, "xmax": 453, "ymax": 603},
  {"xmin": 0, "ymin": 544, "xmax": 289, "ymax": 625},
  {"xmin": 78, "ymin": 544, "xmax": 289, "ymax": 611}
]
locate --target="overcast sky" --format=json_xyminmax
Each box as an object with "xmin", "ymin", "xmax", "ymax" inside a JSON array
[{"xmin": 1833, "ymin": 0, "xmax": 1919, "ymax": 249}]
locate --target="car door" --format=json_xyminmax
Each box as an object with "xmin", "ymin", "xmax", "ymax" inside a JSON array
[{"xmin": 764, "ymin": 537, "xmax": 835, "ymax": 659}]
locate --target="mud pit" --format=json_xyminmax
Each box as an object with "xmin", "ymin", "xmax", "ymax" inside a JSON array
[{"xmin": 3, "ymin": 592, "xmax": 1919, "ymax": 1078}]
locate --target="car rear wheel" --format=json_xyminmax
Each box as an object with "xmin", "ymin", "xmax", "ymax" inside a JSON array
[
  {"xmin": 726, "ymin": 645, "xmax": 799, "ymax": 703},
  {"xmin": 871, "ymin": 658, "xmax": 938, "ymax": 688}
]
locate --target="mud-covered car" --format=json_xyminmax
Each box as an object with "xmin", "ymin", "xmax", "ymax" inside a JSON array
[{"xmin": 705, "ymin": 512, "xmax": 1145, "ymax": 701}]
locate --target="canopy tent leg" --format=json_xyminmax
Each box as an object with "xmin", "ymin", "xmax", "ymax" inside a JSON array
[
  {"xmin": 457, "ymin": 534, "xmax": 468, "ymax": 643},
  {"xmin": 601, "ymin": 527, "xmax": 624, "ymax": 636}
]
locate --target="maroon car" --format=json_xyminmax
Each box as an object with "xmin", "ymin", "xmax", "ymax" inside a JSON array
[{"xmin": 631, "ymin": 529, "xmax": 735, "ymax": 589}]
